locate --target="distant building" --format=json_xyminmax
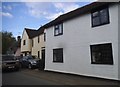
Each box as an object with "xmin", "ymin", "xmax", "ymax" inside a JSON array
[{"xmin": 21, "ymin": 27, "xmax": 45, "ymax": 59}]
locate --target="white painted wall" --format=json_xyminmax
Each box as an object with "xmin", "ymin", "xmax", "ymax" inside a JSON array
[
  {"xmin": 45, "ymin": 4, "xmax": 119, "ymax": 80},
  {"xmin": 118, "ymin": 3, "xmax": 120, "ymax": 80},
  {"xmin": 32, "ymin": 34, "xmax": 45, "ymax": 59}
]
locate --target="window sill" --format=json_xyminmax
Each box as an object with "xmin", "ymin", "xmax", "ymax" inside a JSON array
[
  {"xmin": 91, "ymin": 62, "xmax": 113, "ymax": 65},
  {"xmin": 54, "ymin": 33, "xmax": 63, "ymax": 36},
  {"xmin": 53, "ymin": 61, "xmax": 63, "ymax": 63}
]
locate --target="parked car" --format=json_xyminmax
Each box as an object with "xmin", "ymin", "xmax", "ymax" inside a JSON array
[
  {"xmin": 19, "ymin": 55, "xmax": 40, "ymax": 69},
  {"xmin": 2, "ymin": 55, "xmax": 20, "ymax": 71}
]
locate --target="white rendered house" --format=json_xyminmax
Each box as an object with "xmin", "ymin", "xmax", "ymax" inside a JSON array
[{"xmin": 43, "ymin": 2, "xmax": 120, "ymax": 80}]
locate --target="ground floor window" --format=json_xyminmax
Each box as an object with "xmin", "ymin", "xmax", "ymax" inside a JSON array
[
  {"xmin": 90, "ymin": 43, "xmax": 113, "ymax": 65},
  {"xmin": 38, "ymin": 51, "xmax": 40, "ymax": 58},
  {"xmin": 53, "ymin": 48, "xmax": 63, "ymax": 63}
]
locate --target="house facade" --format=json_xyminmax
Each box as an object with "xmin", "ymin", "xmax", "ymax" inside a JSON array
[
  {"xmin": 31, "ymin": 28, "xmax": 45, "ymax": 59},
  {"xmin": 21, "ymin": 28, "xmax": 34, "ymax": 56},
  {"xmin": 44, "ymin": 2, "xmax": 120, "ymax": 80},
  {"xmin": 21, "ymin": 28, "xmax": 45, "ymax": 58}
]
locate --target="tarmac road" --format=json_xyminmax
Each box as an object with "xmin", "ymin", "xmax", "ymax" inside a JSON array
[
  {"xmin": 2, "ymin": 69, "xmax": 61, "ymax": 85},
  {"xmin": 2, "ymin": 68, "xmax": 119, "ymax": 86}
]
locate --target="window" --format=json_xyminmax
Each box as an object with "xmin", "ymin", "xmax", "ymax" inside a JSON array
[
  {"xmin": 54, "ymin": 23, "xmax": 63, "ymax": 36},
  {"xmin": 91, "ymin": 6, "xmax": 109, "ymax": 27},
  {"xmin": 90, "ymin": 43, "xmax": 113, "ymax": 65},
  {"xmin": 53, "ymin": 48, "xmax": 63, "ymax": 63},
  {"xmin": 23, "ymin": 40, "xmax": 26, "ymax": 45},
  {"xmin": 38, "ymin": 51, "xmax": 40, "ymax": 58},
  {"xmin": 32, "ymin": 39, "xmax": 34, "ymax": 47},
  {"xmin": 44, "ymin": 33, "xmax": 46, "ymax": 42},
  {"xmin": 38, "ymin": 36, "xmax": 39, "ymax": 43}
]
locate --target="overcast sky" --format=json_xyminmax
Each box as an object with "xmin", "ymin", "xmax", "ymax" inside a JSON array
[{"xmin": 1, "ymin": 1, "xmax": 94, "ymax": 38}]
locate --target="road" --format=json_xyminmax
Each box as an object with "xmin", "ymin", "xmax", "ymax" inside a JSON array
[
  {"xmin": 2, "ymin": 69, "xmax": 61, "ymax": 85},
  {"xmin": 2, "ymin": 68, "xmax": 119, "ymax": 86}
]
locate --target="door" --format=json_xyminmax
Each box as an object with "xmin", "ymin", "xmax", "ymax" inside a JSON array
[{"xmin": 41, "ymin": 49, "xmax": 45, "ymax": 70}]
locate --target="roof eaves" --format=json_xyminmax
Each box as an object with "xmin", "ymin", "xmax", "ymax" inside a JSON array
[{"xmin": 43, "ymin": 2, "xmax": 112, "ymax": 29}]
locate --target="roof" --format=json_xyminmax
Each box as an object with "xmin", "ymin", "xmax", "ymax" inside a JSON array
[
  {"xmin": 25, "ymin": 27, "xmax": 45, "ymax": 39},
  {"xmin": 24, "ymin": 2, "xmax": 116, "ymax": 38},
  {"xmin": 38, "ymin": 26, "xmax": 45, "ymax": 35},
  {"xmin": 43, "ymin": 2, "xmax": 113, "ymax": 28},
  {"xmin": 25, "ymin": 28, "xmax": 38, "ymax": 39}
]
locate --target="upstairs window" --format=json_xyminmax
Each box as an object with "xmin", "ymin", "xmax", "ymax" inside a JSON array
[
  {"xmin": 90, "ymin": 43, "xmax": 113, "ymax": 65},
  {"xmin": 38, "ymin": 51, "xmax": 40, "ymax": 58},
  {"xmin": 23, "ymin": 40, "xmax": 26, "ymax": 45},
  {"xmin": 53, "ymin": 48, "xmax": 63, "ymax": 63},
  {"xmin": 38, "ymin": 36, "xmax": 39, "ymax": 43},
  {"xmin": 44, "ymin": 33, "xmax": 46, "ymax": 42},
  {"xmin": 32, "ymin": 39, "xmax": 34, "ymax": 47},
  {"xmin": 54, "ymin": 23, "xmax": 63, "ymax": 36},
  {"xmin": 91, "ymin": 6, "xmax": 109, "ymax": 27}
]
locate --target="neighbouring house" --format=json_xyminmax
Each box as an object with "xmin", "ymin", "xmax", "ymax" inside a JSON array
[
  {"xmin": 31, "ymin": 27, "xmax": 45, "ymax": 59},
  {"xmin": 43, "ymin": 2, "xmax": 120, "ymax": 80},
  {"xmin": 21, "ymin": 28, "xmax": 37, "ymax": 56},
  {"xmin": 21, "ymin": 27, "xmax": 45, "ymax": 59}
]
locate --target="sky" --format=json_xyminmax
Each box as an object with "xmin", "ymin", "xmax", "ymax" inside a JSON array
[{"xmin": 1, "ymin": 1, "xmax": 95, "ymax": 39}]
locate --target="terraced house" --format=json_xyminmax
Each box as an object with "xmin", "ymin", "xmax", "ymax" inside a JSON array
[
  {"xmin": 21, "ymin": 27, "xmax": 45, "ymax": 59},
  {"xmin": 42, "ymin": 2, "xmax": 120, "ymax": 80},
  {"xmin": 21, "ymin": 2, "xmax": 120, "ymax": 80}
]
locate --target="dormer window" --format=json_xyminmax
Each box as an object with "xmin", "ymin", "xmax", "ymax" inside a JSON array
[
  {"xmin": 54, "ymin": 23, "xmax": 63, "ymax": 36},
  {"xmin": 91, "ymin": 6, "xmax": 110, "ymax": 27}
]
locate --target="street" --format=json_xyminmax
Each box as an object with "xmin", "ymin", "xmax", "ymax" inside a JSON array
[
  {"xmin": 2, "ymin": 69, "xmax": 61, "ymax": 85},
  {"xmin": 2, "ymin": 68, "xmax": 119, "ymax": 86}
]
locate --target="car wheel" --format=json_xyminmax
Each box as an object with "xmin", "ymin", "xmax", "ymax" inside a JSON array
[{"xmin": 28, "ymin": 64, "xmax": 32, "ymax": 69}]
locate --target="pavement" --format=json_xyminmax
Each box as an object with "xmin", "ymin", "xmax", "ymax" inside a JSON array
[{"xmin": 21, "ymin": 69, "xmax": 120, "ymax": 86}]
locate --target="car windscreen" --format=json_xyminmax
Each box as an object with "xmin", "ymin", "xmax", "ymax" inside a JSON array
[
  {"xmin": 32, "ymin": 56, "xmax": 38, "ymax": 59},
  {"xmin": 2, "ymin": 56, "xmax": 15, "ymax": 61}
]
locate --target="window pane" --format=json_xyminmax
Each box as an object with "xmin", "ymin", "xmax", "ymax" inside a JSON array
[
  {"xmin": 100, "ymin": 8, "xmax": 109, "ymax": 24},
  {"xmin": 55, "ymin": 29, "xmax": 59, "ymax": 35},
  {"xmin": 44, "ymin": 33, "xmax": 46, "ymax": 41},
  {"xmin": 38, "ymin": 36, "xmax": 39, "ymax": 43},
  {"xmin": 23, "ymin": 40, "xmax": 26, "ymax": 45},
  {"xmin": 59, "ymin": 24, "xmax": 63, "ymax": 34},
  {"xmin": 92, "ymin": 17, "xmax": 100, "ymax": 26},
  {"xmin": 90, "ymin": 43, "xmax": 113, "ymax": 65},
  {"xmin": 55, "ymin": 25, "xmax": 59, "ymax": 29},
  {"xmin": 54, "ymin": 23, "xmax": 63, "ymax": 36},
  {"xmin": 53, "ymin": 53, "xmax": 57, "ymax": 61},
  {"xmin": 92, "ymin": 11, "xmax": 99, "ymax": 17},
  {"xmin": 53, "ymin": 48, "xmax": 63, "ymax": 63}
]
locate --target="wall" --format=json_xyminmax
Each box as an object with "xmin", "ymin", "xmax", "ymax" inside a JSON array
[
  {"xmin": 32, "ymin": 34, "xmax": 45, "ymax": 59},
  {"xmin": 118, "ymin": 2, "xmax": 120, "ymax": 80},
  {"xmin": 21, "ymin": 30, "xmax": 32, "ymax": 53},
  {"xmin": 45, "ymin": 4, "xmax": 119, "ymax": 80}
]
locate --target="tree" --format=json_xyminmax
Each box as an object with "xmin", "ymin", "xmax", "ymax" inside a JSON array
[{"xmin": 2, "ymin": 31, "xmax": 17, "ymax": 54}]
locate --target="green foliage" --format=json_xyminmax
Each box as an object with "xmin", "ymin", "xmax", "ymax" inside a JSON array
[{"xmin": 1, "ymin": 31, "xmax": 17, "ymax": 54}]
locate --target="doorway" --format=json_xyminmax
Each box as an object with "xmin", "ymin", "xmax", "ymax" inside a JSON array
[
  {"xmin": 38, "ymin": 48, "xmax": 45, "ymax": 70},
  {"xmin": 41, "ymin": 49, "xmax": 45, "ymax": 70}
]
